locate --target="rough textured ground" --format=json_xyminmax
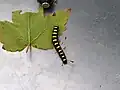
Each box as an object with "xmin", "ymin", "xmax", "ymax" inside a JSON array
[{"xmin": 0, "ymin": 0, "xmax": 120, "ymax": 90}]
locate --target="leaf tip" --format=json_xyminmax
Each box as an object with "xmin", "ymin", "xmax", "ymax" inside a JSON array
[{"xmin": 64, "ymin": 8, "xmax": 72, "ymax": 13}]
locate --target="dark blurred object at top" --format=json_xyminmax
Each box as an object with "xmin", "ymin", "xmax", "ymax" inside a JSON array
[{"xmin": 37, "ymin": 0, "xmax": 57, "ymax": 13}]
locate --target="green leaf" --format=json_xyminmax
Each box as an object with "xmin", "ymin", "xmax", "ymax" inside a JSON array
[{"xmin": 0, "ymin": 8, "xmax": 71, "ymax": 52}]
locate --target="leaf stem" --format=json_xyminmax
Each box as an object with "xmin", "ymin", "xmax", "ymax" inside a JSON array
[{"xmin": 26, "ymin": 45, "xmax": 29, "ymax": 53}]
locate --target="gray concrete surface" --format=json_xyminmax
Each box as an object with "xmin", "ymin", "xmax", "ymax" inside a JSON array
[{"xmin": 0, "ymin": 0, "xmax": 120, "ymax": 90}]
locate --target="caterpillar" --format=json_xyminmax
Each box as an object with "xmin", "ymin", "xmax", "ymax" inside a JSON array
[
  {"xmin": 52, "ymin": 26, "xmax": 69, "ymax": 65},
  {"xmin": 37, "ymin": 0, "xmax": 57, "ymax": 9}
]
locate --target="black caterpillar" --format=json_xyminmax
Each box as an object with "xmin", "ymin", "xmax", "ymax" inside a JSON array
[{"xmin": 52, "ymin": 26, "xmax": 70, "ymax": 65}]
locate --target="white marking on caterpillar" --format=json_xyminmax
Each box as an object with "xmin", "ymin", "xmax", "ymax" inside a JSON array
[
  {"xmin": 53, "ymin": 39, "xmax": 57, "ymax": 42},
  {"xmin": 62, "ymin": 55, "xmax": 65, "ymax": 58},
  {"xmin": 54, "ymin": 42, "xmax": 59, "ymax": 45},
  {"xmin": 53, "ymin": 32, "xmax": 57, "ymax": 34},
  {"xmin": 58, "ymin": 50, "xmax": 62, "ymax": 52},
  {"xmin": 54, "ymin": 29, "xmax": 58, "ymax": 32},
  {"xmin": 54, "ymin": 26, "xmax": 58, "ymax": 29},
  {"xmin": 56, "ymin": 46, "xmax": 60, "ymax": 49},
  {"xmin": 63, "ymin": 59, "xmax": 66, "ymax": 61},
  {"xmin": 52, "ymin": 36, "xmax": 57, "ymax": 38}
]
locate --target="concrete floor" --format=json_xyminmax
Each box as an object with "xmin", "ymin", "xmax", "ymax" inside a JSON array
[{"xmin": 0, "ymin": 0, "xmax": 120, "ymax": 90}]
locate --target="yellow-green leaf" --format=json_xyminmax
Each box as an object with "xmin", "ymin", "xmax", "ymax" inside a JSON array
[{"xmin": 0, "ymin": 8, "xmax": 71, "ymax": 52}]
